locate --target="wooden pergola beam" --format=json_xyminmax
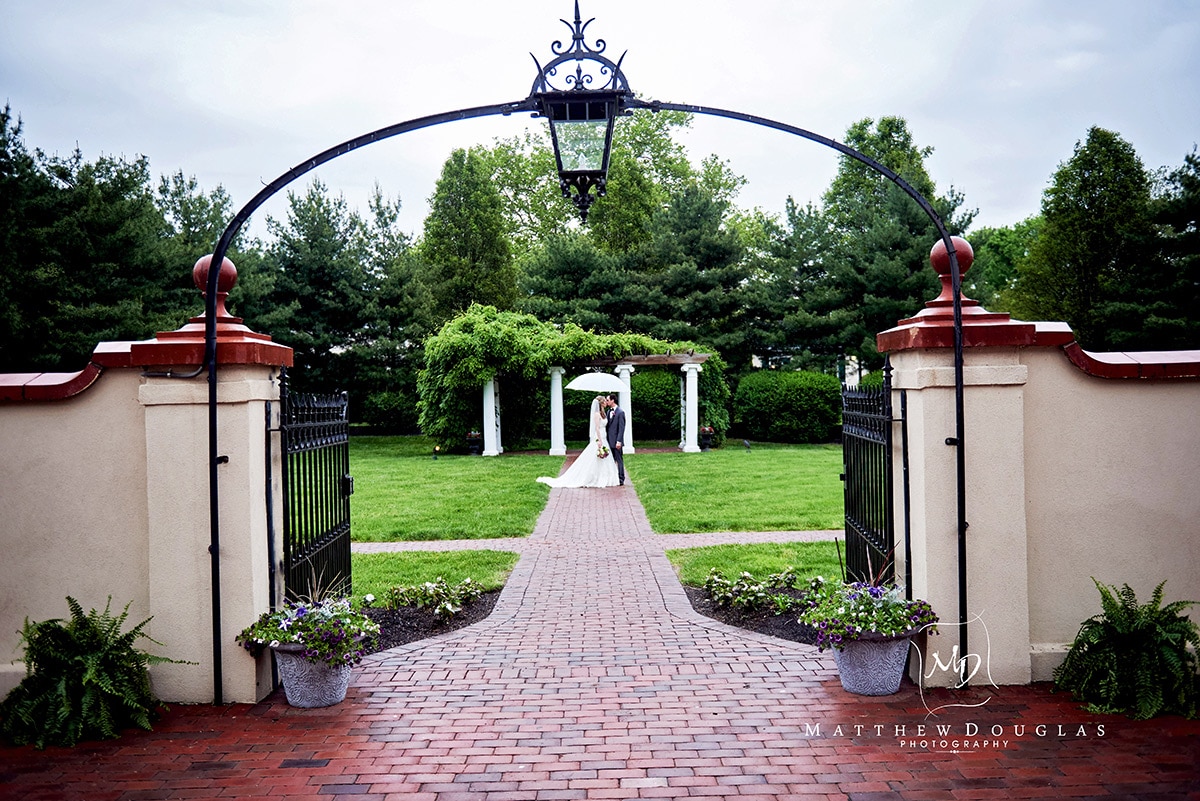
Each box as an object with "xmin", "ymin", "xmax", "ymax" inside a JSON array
[{"xmin": 588, "ymin": 353, "xmax": 710, "ymax": 367}]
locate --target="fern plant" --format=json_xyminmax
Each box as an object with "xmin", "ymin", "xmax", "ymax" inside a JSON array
[
  {"xmin": 1053, "ymin": 579, "xmax": 1199, "ymax": 719},
  {"xmin": 0, "ymin": 597, "xmax": 183, "ymax": 748}
]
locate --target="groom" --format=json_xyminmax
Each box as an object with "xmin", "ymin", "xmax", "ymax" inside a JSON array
[{"xmin": 604, "ymin": 394, "xmax": 626, "ymax": 486}]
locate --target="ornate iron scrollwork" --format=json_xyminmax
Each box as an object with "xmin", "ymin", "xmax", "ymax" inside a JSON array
[
  {"xmin": 529, "ymin": 1, "xmax": 631, "ymax": 96},
  {"xmin": 529, "ymin": 2, "xmax": 634, "ymax": 222}
]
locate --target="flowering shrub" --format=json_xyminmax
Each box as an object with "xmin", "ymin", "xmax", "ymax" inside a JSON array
[
  {"xmin": 703, "ymin": 567, "xmax": 804, "ymax": 615},
  {"xmin": 236, "ymin": 598, "xmax": 380, "ymax": 667},
  {"xmin": 374, "ymin": 577, "xmax": 484, "ymax": 621},
  {"xmin": 798, "ymin": 577, "xmax": 938, "ymax": 651}
]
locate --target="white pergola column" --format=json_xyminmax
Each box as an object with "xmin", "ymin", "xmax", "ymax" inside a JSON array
[
  {"xmin": 678, "ymin": 375, "xmax": 686, "ymax": 448},
  {"xmin": 614, "ymin": 363, "xmax": 635, "ymax": 454},
  {"xmin": 548, "ymin": 366, "xmax": 566, "ymax": 456},
  {"xmin": 681, "ymin": 363, "xmax": 702, "ymax": 453},
  {"xmin": 482, "ymin": 378, "xmax": 500, "ymax": 456}
]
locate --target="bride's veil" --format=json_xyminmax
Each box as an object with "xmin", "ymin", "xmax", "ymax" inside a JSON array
[{"xmin": 588, "ymin": 396, "xmax": 600, "ymax": 424}]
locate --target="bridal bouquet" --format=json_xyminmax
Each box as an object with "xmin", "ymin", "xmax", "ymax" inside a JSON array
[{"xmin": 597, "ymin": 440, "xmax": 610, "ymax": 459}]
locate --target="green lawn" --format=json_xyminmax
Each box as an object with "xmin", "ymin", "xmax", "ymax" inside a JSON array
[
  {"xmin": 351, "ymin": 550, "xmax": 520, "ymax": 601},
  {"xmin": 348, "ymin": 436, "xmax": 844, "ymax": 590},
  {"xmin": 351, "ymin": 437, "xmax": 843, "ymax": 540},
  {"xmin": 629, "ymin": 443, "xmax": 844, "ymax": 533},
  {"xmin": 666, "ymin": 541, "xmax": 843, "ymax": 586},
  {"xmin": 350, "ymin": 436, "xmax": 551, "ymax": 541}
]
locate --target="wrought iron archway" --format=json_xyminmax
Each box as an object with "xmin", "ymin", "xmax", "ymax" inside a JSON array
[{"xmin": 196, "ymin": 4, "xmax": 969, "ymax": 704}]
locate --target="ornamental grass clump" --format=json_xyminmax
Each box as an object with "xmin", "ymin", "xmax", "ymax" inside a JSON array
[
  {"xmin": 236, "ymin": 597, "xmax": 380, "ymax": 668},
  {"xmin": 798, "ymin": 577, "xmax": 938, "ymax": 651}
]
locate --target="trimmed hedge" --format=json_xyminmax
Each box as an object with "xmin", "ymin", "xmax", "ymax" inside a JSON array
[
  {"xmin": 630, "ymin": 370, "xmax": 681, "ymax": 439},
  {"xmin": 733, "ymin": 370, "xmax": 841, "ymax": 443}
]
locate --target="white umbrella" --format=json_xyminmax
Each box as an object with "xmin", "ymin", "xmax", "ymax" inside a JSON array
[{"xmin": 564, "ymin": 372, "xmax": 627, "ymax": 393}]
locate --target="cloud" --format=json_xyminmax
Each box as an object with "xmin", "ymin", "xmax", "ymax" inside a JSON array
[{"xmin": 3, "ymin": 0, "xmax": 1198, "ymax": 237}]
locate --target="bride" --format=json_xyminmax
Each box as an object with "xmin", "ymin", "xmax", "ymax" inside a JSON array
[{"xmin": 536, "ymin": 395, "xmax": 621, "ymax": 488}]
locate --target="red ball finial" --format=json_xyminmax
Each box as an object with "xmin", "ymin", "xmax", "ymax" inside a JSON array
[
  {"xmin": 929, "ymin": 236, "xmax": 974, "ymax": 277},
  {"xmin": 192, "ymin": 254, "xmax": 238, "ymax": 294}
]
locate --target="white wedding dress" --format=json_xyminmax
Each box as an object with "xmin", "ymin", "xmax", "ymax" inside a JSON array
[{"xmin": 536, "ymin": 399, "xmax": 621, "ymax": 489}]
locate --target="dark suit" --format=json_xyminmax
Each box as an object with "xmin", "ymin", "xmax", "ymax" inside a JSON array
[{"xmin": 606, "ymin": 405, "xmax": 626, "ymax": 484}]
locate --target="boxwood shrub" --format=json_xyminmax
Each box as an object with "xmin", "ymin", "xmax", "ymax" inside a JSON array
[{"xmin": 733, "ymin": 370, "xmax": 841, "ymax": 443}]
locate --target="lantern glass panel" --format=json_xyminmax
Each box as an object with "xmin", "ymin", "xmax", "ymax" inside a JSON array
[{"xmin": 553, "ymin": 118, "xmax": 609, "ymax": 172}]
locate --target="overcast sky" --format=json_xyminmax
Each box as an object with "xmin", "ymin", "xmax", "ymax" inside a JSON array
[{"xmin": 4, "ymin": 0, "xmax": 1198, "ymax": 241}]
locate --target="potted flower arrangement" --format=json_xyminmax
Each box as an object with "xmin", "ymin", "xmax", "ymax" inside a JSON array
[
  {"xmin": 236, "ymin": 597, "xmax": 380, "ymax": 707},
  {"xmin": 798, "ymin": 576, "xmax": 938, "ymax": 695},
  {"xmin": 698, "ymin": 425, "xmax": 715, "ymax": 451}
]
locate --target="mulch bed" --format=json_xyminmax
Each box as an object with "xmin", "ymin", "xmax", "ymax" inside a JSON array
[
  {"xmin": 364, "ymin": 586, "xmax": 819, "ymax": 654},
  {"xmin": 364, "ymin": 591, "xmax": 502, "ymax": 652},
  {"xmin": 682, "ymin": 585, "xmax": 821, "ymax": 646}
]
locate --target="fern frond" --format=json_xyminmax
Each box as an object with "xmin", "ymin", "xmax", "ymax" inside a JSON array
[
  {"xmin": 1055, "ymin": 578, "xmax": 1199, "ymax": 720},
  {"xmin": 0, "ymin": 597, "xmax": 187, "ymax": 748}
]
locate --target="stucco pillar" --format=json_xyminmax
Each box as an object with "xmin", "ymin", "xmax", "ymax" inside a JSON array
[
  {"xmin": 140, "ymin": 368, "xmax": 281, "ymax": 703},
  {"xmin": 482, "ymin": 378, "xmax": 500, "ymax": 456},
  {"xmin": 134, "ymin": 255, "xmax": 292, "ymax": 703},
  {"xmin": 680, "ymin": 363, "xmax": 702, "ymax": 453},
  {"xmin": 548, "ymin": 366, "xmax": 566, "ymax": 456},
  {"xmin": 877, "ymin": 237, "xmax": 1057, "ymax": 688},
  {"xmin": 887, "ymin": 349, "xmax": 1032, "ymax": 687},
  {"xmin": 614, "ymin": 363, "xmax": 635, "ymax": 454}
]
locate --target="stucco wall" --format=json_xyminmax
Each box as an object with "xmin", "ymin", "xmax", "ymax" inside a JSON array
[
  {"xmin": 1021, "ymin": 347, "xmax": 1200, "ymax": 678},
  {"xmin": 0, "ymin": 364, "xmax": 283, "ymax": 703},
  {"xmin": 890, "ymin": 341, "xmax": 1200, "ymax": 685},
  {"xmin": 0, "ymin": 369, "xmax": 151, "ymax": 698}
]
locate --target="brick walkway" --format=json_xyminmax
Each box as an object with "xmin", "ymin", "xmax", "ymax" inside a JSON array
[{"xmin": 3, "ymin": 482, "xmax": 1198, "ymax": 800}]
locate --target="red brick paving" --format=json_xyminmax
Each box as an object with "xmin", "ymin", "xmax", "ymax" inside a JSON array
[{"xmin": 2, "ymin": 480, "xmax": 1198, "ymax": 800}]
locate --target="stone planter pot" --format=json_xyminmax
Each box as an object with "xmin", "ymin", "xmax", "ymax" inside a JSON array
[
  {"xmin": 272, "ymin": 644, "xmax": 352, "ymax": 708},
  {"xmin": 831, "ymin": 632, "xmax": 913, "ymax": 696}
]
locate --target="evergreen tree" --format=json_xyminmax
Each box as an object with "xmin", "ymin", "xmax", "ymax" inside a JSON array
[
  {"xmin": 1005, "ymin": 127, "xmax": 1154, "ymax": 349},
  {"xmin": 617, "ymin": 184, "xmax": 752, "ymax": 367},
  {"xmin": 521, "ymin": 233, "xmax": 620, "ymax": 331},
  {"xmin": 0, "ymin": 105, "xmax": 56, "ymax": 371},
  {"xmin": 260, "ymin": 180, "xmax": 373, "ymax": 393},
  {"xmin": 1130, "ymin": 148, "xmax": 1200, "ymax": 348},
  {"xmin": 2, "ymin": 142, "xmax": 192, "ymax": 371},
  {"xmin": 356, "ymin": 186, "xmax": 434, "ymax": 431},
  {"xmin": 785, "ymin": 117, "xmax": 972, "ymax": 370}
]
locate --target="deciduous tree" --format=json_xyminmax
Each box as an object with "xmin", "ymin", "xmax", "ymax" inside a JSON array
[{"xmin": 420, "ymin": 148, "xmax": 518, "ymax": 323}]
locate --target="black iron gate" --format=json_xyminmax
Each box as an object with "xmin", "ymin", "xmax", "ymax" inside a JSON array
[
  {"xmin": 841, "ymin": 360, "xmax": 902, "ymax": 584},
  {"xmin": 278, "ymin": 370, "xmax": 353, "ymax": 601}
]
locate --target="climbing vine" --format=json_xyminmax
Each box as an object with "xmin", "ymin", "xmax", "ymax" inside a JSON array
[{"xmin": 417, "ymin": 304, "xmax": 728, "ymax": 449}]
